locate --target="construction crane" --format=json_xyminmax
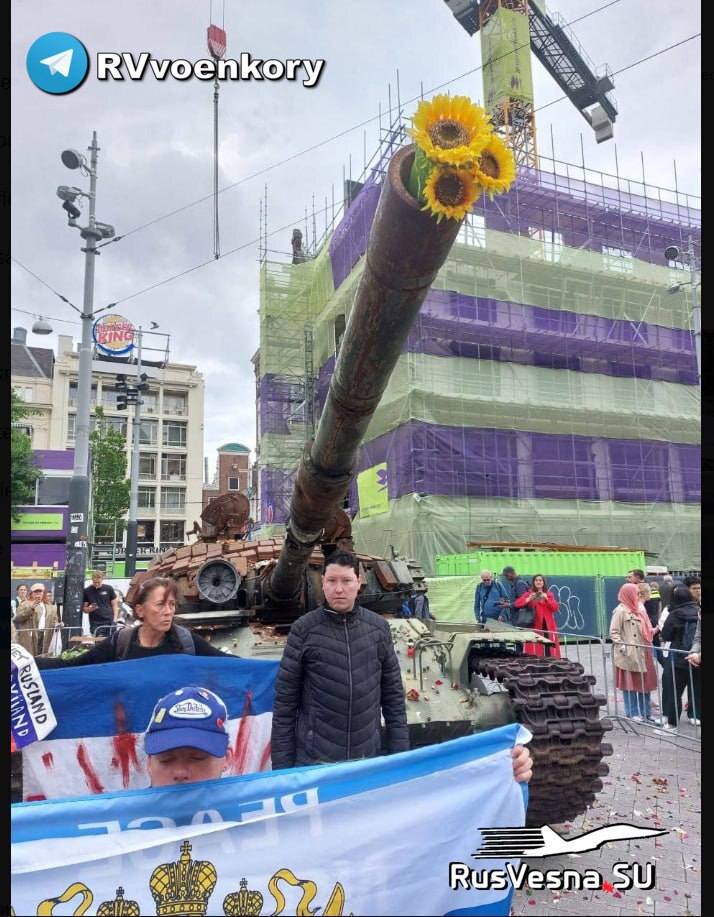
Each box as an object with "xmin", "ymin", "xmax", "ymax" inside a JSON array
[{"xmin": 442, "ymin": 0, "xmax": 617, "ymax": 166}]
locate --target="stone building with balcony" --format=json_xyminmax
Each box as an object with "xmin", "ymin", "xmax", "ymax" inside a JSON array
[{"xmin": 11, "ymin": 326, "xmax": 205, "ymax": 563}]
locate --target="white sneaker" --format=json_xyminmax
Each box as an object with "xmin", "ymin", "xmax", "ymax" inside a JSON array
[
  {"xmin": 657, "ymin": 722, "xmax": 677, "ymax": 732},
  {"xmin": 630, "ymin": 715, "xmax": 645, "ymax": 723},
  {"xmin": 688, "ymin": 718, "xmax": 701, "ymax": 726},
  {"xmin": 646, "ymin": 715, "xmax": 667, "ymax": 726}
]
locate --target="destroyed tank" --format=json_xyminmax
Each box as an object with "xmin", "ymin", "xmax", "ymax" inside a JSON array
[{"xmin": 128, "ymin": 145, "xmax": 612, "ymax": 827}]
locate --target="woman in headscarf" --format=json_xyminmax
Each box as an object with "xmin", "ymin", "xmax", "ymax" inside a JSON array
[{"xmin": 609, "ymin": 583, "xmax": 658, "ymax": 722}]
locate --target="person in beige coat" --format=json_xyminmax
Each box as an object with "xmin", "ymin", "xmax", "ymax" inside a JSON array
[
  {"xmin": 610, "ymin": 582, "xmax": 659, "ymax": 723},
  {"xmin": 14, "ymin": 583, "xmax": 62, "ymax": 656}
]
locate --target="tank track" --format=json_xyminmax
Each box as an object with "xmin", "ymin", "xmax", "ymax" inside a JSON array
[{"xmin": 473, "ymin": 654, "xmax": 613, "ymax": 827}]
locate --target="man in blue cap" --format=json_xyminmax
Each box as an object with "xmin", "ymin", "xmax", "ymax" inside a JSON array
[{"xmin": 144, "ymin": 685, "xmax": 234, "ymax": 787}]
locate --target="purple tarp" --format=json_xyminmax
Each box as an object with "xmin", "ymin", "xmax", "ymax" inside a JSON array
[
  {"xmin": 259, "ymin": 421, "xmax": 699, "ymax": 523},
  {"xmin": 327, "ymin": 162, "xmax": 701, "ymax": 290}
]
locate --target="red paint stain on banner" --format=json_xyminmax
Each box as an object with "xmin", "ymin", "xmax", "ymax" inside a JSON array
[
  {"xmin": 109, "ymin": 698, "xmax": 142, "ymax": 787},
  {"xmin": 259, "ymin": 741, "xmax": 272, "ymax": 772},
  {"xmin": 77, "ymin": 743, "xmax": 104, "ymax": 794},
  {"xmin": 232, "ymin": 691, "xmax": 253, "ymax": 775},
  {"xmin": 111, "ymin": 732, "xmax": 141, "ymax": 788},
  {"xmin": 42, "ymin": 751, "xmax": 54, "ymax": 769}
]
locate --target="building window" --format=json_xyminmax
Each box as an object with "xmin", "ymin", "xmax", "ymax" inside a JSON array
[
  {"xmin": 161, "ymin": 454, "xmax": 186, "ymax": 481},
  {"xmin": 141, "ymin": 391, "xmax": 158, "ymax": 415},
  {"xmin": 102, "ymin": 388, "xmax": 122, "ymax": 410},
  {"xmin": 161, "ymin": 521, "xmax": 184, "ymax": 543},
  {"xmin": 160, "ymin": 488, "xmax": 186, "ymax": 513},
  {"xmin": 13, "ymin": 386, "xmax": 34, "ymax": 402},
  {"xmin": 68, "ymin": 414, "xmax": 100, "ymax": 442},
  {"xmin": 101, "ymin": 415, "xmax": 128, "ymax": 437},
  {"xmin": 138, "ymin": 486, "xmax": 156, "ymax": 509},
  {"xmin": 162, "ymin": 421, "xmax": 187, "ymax": 448},
  {"xmin": 228, "ymin": 477, "xmax": 239, "ymax": 490},
  {"xmin": 164, "ymin": 392, "xmax": 187, "ymax": 415},
  {"xmin": 69, "ymin": 382, "xmax": 97, "ymax": 408},
  {"xmin": 139, "ymin": 453, "xmax": 158, "ymax": 480},
  {"xmin": 36, "ymin": 476, "xmax": 71, "ymax": 506},
  {"xmin": 139, "ymin": 419, "xmax": 158, "ymax": 445},
  {"xmin": 136, "ymin": 521, "xmax": 156, "ymax": 551}
]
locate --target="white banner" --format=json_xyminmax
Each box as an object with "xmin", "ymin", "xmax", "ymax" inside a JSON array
[{"xmin": 12, "ymin": 726, "xmax": 529, "ymax": 916}]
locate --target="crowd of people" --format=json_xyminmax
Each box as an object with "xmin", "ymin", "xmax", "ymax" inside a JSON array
[
  {"xmin": 474, "ymin": 565, "xmax": 562, "ymax": 658},
  {"xmin": 610, "ymin": 569, "xmax": 701, "ymax": 730},
  {"xmin": 15, "ymin": 551, "xmax": 534, "ymax": 789},
  {"xmin": 13, "ymin": 556, "xmax": 700, "ymax": 780}
]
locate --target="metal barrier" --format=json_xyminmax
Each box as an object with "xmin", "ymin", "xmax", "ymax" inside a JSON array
[
  {"xmin": 12, "ymin": 623, "xmax": 123, "ymax": 656},
  {"xmin": 93, "ymin": 623, "xmax": 122, "ymax": 640},
  {"xmin": 528, "ymin": 626, "xmax": 700, "ymax": 745},
  {"xmin": 12, "ymin": 625, "xmax": 86, "ymax": 656}
]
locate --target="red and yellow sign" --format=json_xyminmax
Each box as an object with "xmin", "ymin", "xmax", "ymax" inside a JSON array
[{"xmin": 93, "ymin": 313, "xmax": 135, "ymax": 356}]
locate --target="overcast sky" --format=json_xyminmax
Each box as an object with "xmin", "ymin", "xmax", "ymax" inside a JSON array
[{"xmin": 11, "ymin": 0, "xmax": 701, "ymax": 466}]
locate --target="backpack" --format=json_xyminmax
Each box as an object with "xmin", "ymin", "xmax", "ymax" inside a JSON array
[
  {"xmin": 115, "ymin": 624, "xmax": 195, "ymax": 660},
  {"xmin": 400, "ymin": 600, "xmax": 414, "ymax": 619}
]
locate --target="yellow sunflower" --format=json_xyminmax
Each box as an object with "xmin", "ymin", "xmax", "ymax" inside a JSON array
[
  {"xmin": 410, "ymin": 94, "xmax": 492, "ymax": 167},
  {"xmin": 422, "ymin": 166, "xmax": 482, "ymax": 223},
  {"xmin": 472, "ymin": 133, "xmax": 516, "ymax": 199}
]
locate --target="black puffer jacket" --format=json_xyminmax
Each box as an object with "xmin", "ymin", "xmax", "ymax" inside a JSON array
[
  {"xmin": 661, "ymin": 599, "xmax": 700, "ymax": 667},
  {"xmin": 271, "ymin": 603, "xmax": 409, "ymax": 768}
]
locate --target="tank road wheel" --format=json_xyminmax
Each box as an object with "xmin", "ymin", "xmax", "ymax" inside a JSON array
[{"xmin": 473, "ymin": 655, "xmax": 613, "ymax": 828}]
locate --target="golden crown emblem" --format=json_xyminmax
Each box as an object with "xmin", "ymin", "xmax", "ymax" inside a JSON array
[
  {"xmin": 149, "ymin": 841, "xmax": 218, "ymax": 916},
  {"xmin": 223, "ymin": 878, "xmax": 264, "ymax": 916},
  {"xmin": 96, "ymin": 887, "xmax": 141, "ymax": 916}
]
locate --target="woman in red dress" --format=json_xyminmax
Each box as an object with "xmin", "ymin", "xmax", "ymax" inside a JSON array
[{"xmin": 514, "ymin": 574, "xmax": 561, "ymax": 658}]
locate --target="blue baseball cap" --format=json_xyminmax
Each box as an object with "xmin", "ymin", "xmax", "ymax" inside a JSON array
[{"xmin": 144, "ymin": 686, "xmax": 229, "ymax": 757}]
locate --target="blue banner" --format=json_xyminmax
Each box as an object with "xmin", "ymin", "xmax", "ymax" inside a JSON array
[{"xmin": 13, "ymin": 727, "xmax": 528, "ymax": 917}]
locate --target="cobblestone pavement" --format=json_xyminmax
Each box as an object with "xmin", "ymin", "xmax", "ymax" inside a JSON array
[{"xmin": 510, "ymin": 638, "xmax": 701, "ymax": 917}]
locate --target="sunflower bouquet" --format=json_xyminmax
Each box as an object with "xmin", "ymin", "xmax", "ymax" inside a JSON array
[{"xmin": 407, "ymin": 94, "xmax": 516, "ymax": 223}]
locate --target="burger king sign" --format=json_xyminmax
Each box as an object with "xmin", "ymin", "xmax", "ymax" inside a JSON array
[{"xmin": 93, "ymin": 314, "xmax": 135, "ymax": 356}]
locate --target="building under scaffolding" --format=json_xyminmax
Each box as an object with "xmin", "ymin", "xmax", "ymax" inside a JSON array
[{"xmin": 255, "ymin": 125, "xmax": 700, "ymax": 573}]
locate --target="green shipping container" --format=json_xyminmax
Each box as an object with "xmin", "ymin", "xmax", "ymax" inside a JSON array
[{"xmin": 435, "ymin": 550, "xmax": 646, "ymax": 578}]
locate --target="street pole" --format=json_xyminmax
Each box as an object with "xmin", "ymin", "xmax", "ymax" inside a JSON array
[
  {"xmin": 64, "ymin": 133, "xmax": 101, "ymax": 632},
  {"xmin": 687, "ymin": 234, "xmax": 701, "ymax": 383},
  {"xmin": 125, "ymin": 327, "xmax": 143, "ymax": 577}
]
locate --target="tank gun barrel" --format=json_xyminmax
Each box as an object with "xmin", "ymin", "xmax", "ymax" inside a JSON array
[{"xmin": 267, "ymin": 145, "xmax": 463, "ymax": 604}]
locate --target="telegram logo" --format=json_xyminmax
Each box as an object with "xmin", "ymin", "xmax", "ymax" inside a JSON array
[{"xmin": 26, "ymin": 32, "xmax": 89, "ymax": 94}]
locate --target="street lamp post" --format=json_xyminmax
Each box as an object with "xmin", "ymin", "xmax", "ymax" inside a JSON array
[
  {"xmin": 125, "ymin": 327, "xmax": 145, "ymax": 577},
  {"xmin": 58, "ymin": 132, "xmax": 115, "ymax": 631},
  {"xmin": 666, "ymin": 235, "xmax": 701, "ymax": 382}
]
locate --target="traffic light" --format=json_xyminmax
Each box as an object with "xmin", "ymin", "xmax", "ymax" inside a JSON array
[
  {"xmin": 117, "ymin": 392, "xmax": 128, "ymax": 410},
  {"xmin": 115, "ymin": 374, "xmax": 128, "ymax": 391},
  {"xmin": 137, "ymin": 372, "xmax": 149, "ymax": 391}
]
